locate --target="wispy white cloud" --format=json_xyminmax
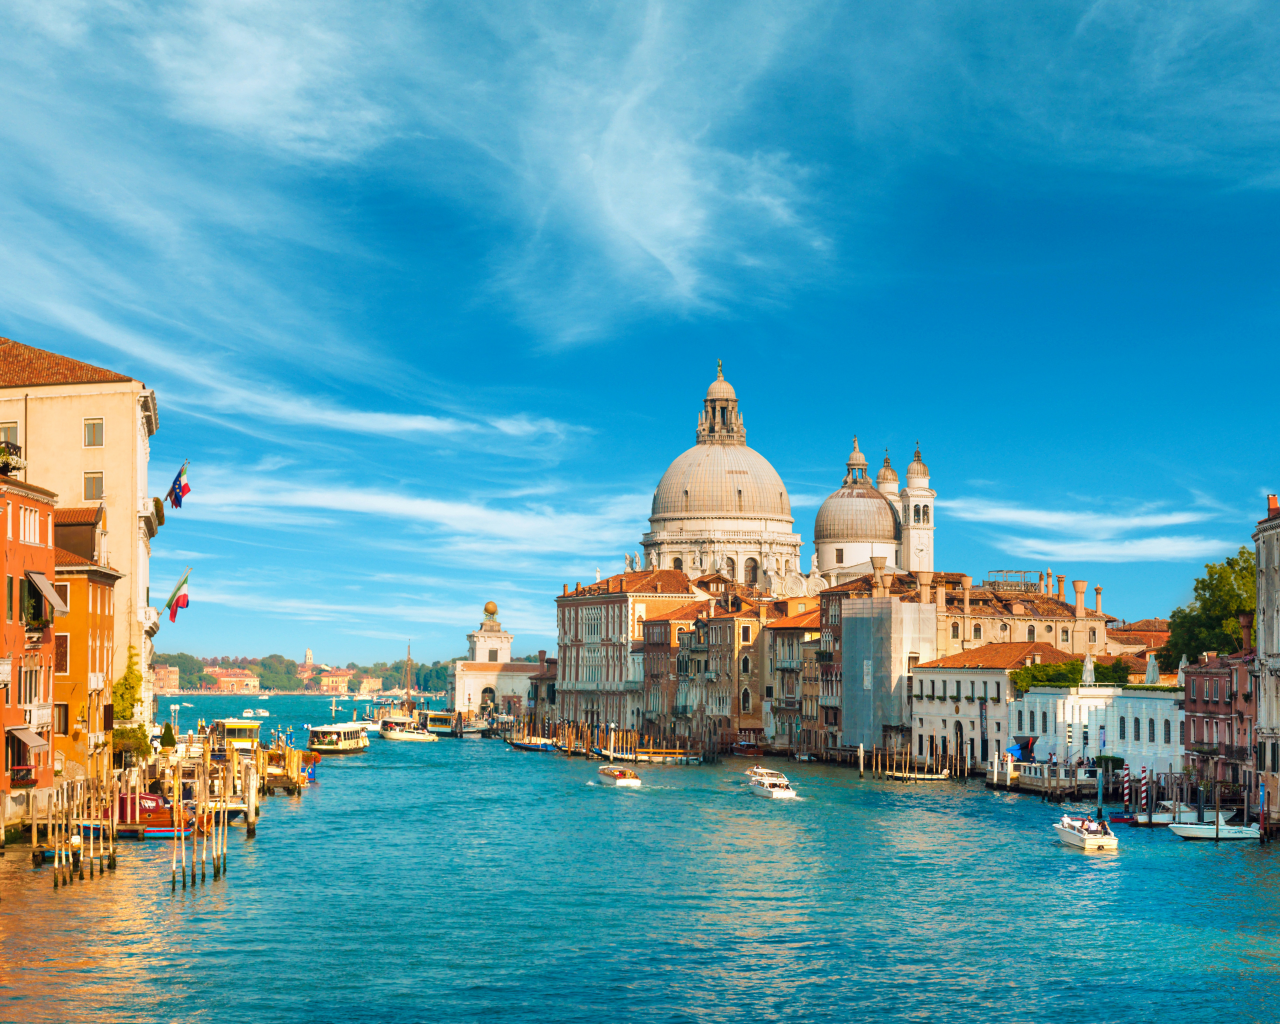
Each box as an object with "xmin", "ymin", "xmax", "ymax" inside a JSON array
[
  {"xmin": 997, "ymin": 535, "xmax": 1238, "ymax": 563},
  {"xmin": 940, "ymin": 498, "xmax": 1213, "ymax": 539}
]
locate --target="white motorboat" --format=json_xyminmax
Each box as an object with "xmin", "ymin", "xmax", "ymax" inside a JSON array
[
  {"xmin": 1053, "ymin": 814, "xmax": 1118, "ymax": 851},
  {"xmin": 258, "ymin": 695, "xmax": 270, "ymax": 700},
  {"xmin": 598, "ymin": 767, "xmax": 641, "ymax": 788},
  {"xmin": 378, "ymin": 716, "xmax": 439, "ymax": 742},
  {"xmin": 1168, "ymin": 821, "xmax": 1261, "ymax": 841},
  {"xmin": 242, "ymin": 709, "xmax": 255, "ymax": 717},
  {"xmin": 308, "ymin": 723, "xmax": 369, "ymax": 754},
  {"xmin": 1129, "ymin": 801, "xmax": 1233, "ymax": 827},
  {"xmin": 747, "ymin": 766, "xmax": 798, "ymax": 799}
]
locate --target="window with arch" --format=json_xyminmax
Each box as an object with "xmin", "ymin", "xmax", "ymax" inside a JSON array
[
  {"xmin": 922, "ymin": 505, "xmax": 930, "ymax": 524},
  {"xmin": 1089, "ymin": 628, "xmax": 1097, "ymax": 644},
  {"xmin": 913, "ymin": 504, "xmax": 921, "ymax": 523},
  {"xmin": 683, "ymin": 490, "xmax": 689, "ymax": 512},
  {"xmin": 1148, "ymin": 719, "xmax": 1156, "ymax": 743},
  {"xmin": 1060, "ymin": 627, "xmax": 1069, "ymax": 643},
  {"xmin": 972, "ymin": 624, "xmax": 982, "ymax": 640},
  {"xmin": 673, "ymin": 557, "xmax": 683, "ymax": 572},
  {"xmin": 725, "ymin": 557, "xmax": 736, "ymax": 580},
  {"xmin": 1026, "ymin": 626, "xmax": 1035, "ymax": 642},
  {"xmin": 1178, "ymin": 721, "xmax": 1184, "ymax": 744},
  {"xmin": 1042, "ymin": 711, "xmax": 1048, "ymax": 733},
  {"xmin": 951, "ymin": 622, "xmax": 960, "ymax": 639},
  {"xmin": 1163, "ymin": 720, "xmax": 1171, "ymax": 744},
  {"xmin": 745, "ymin": 558, "xmax": 758, "ymax": 584},
  {"xmin": 1133, "ymin": 717, "xmax": 1140, "ymax": 742},
  {"xmin": 741, "ymin": 656, "xmax": 750, "ymax": 674},
  {"xmin": 741, "ymin": 688, "xmax": 751, "ymax": 713},
  {"xmin": 1119, "ymin": 717, "xmax": 1126, "ymax": 740},
  {"xmin": 737, "ymin": 489, "xmax": 743, "ymax": 512}
]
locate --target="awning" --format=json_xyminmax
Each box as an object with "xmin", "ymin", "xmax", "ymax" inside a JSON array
[
  {"xmin": 26, "ymin": 572, "xmax": 68, "ymax": 615},
  {"xmin": 8, "ymin": 726, "xmax": 48, "ymax": 753}
]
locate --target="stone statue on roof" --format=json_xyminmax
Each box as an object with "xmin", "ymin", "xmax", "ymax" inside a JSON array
[{"xmin": 624, "ymin": 553, "xmax": 633, "ymax": 572}]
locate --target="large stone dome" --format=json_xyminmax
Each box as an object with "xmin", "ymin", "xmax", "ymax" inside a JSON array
[
  {"xmin": 814, "ymin": 438, "xmax": 900, "ymax": 544},
  {"xmin": 651, "ymin": 443, "xmax": 792, "ymax": 521}
]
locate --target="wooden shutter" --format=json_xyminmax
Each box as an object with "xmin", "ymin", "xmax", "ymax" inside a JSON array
[{"xmin": 55, "ymin": 634, "xmax": 69, "ymax": 674}]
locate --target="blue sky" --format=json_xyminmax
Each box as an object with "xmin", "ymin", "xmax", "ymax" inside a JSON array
[{"xmin": 1, "ymin": 1, "xmax": 1275, "ymax": 665}]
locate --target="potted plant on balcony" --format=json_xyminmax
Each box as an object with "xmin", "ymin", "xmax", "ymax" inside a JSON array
[{"xmin": 0, "ymin": 442, "xmax": 25, "ymax": 477}]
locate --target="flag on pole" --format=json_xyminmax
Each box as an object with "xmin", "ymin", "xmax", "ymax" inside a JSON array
[
  {"xmin": 165, "ymin": 569, "xmax": 191, "ymax": 623},
  {"xmin": 167, "ymin": 462, "xmax": 191, "ymax": 508}
]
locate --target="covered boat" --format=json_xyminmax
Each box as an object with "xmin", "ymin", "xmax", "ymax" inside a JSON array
[
  {"xmin": 746, "ymin": 766, "xmax": 797, "ymax": 799},
  {"xmin": 308, "ymin": 723, "xmax": 370, "ymax": 754},
  {"xmin": 378, "ymin": 715, "xmax": 438, "ymax": 742}
]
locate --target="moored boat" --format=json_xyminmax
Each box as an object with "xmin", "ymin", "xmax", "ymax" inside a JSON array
[
  {"xmin": 510, "ymin": 737, "xmax": 557, "ymax": 752},
  {"xmin": 115, "ymin": 792, "xmax": 198, "ymax": 839},
  {"xmin": 598, "ymin": 767, "xmax": 641, "ymax": 787},
  {"xmin": 1168, "ymin": 821, "xmax": 1261, "ymax": 841},
  {"xmin": 378, "ymin": 715, "xmax": 439, "ymax": 742},
  {"xmin": 1053, "ymin": 814, "xmax": 1118, "ymax": 851},
  {"xmin": 423, "ymin": 710, "xmax": 455, "ymax": 736},
  {"xmin": 308, "ymin": 723, "xmax": 370, "ymax": 754},
  {"xmin": 1127, "ymin": 801, "xmax": 1233, "ymax": 827},
  {"xmin": 731, "ymin": 740, "xmax": 763, "ymax": 757}
]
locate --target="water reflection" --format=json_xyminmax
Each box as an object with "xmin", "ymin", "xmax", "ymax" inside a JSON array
[{"xmin": 1, "ymin": 694, "xmax": 1279, "ymax": 1023}]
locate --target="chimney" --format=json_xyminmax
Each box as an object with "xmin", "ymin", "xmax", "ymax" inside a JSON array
[
  {"xmin": 562, "ymin": 584, "xmax": 568, "ymax": 596},
  {"xmin": 1094, "ymin": 586, "xmax": 1102, "ymax": 615},
  {"xmin": 871, "ymin": 555, "xmax": 887, "ymax": 597},
  {"xmin": 1240, "ymin": 612, "xmax": 1255, "ymax": 656},
  {"xmin": 917, "ymin": 571, "xmax": 934, "ymax": 605},
  {"xmin": 1270, "ymin": 494, "xmax": 1279, "ymax": 519},
  {"xmin": 1072, "ymin": 580, "xmax": 1086, "ymax": 618},
  {"xmin": 936, "ymin": 579, "xmax": 947, "ymax": 613},
  {"xmin": 1034, "ymin": 653, "xmax": 1042, "ymax": 664},
  {"xmin": 961, "ymin": 575, "xmax": 972, "ymax": 615},
  {"xmin": 1056, "ymin": 575, "xmax": 1065, "ymax": 601},
  {"xmin": 538, "ymin": 650, "xmax": 546, "ymax": 666},
  {"xmin": 1039, "ymin": 571, "xmax": 1046, "ymax": 595}
]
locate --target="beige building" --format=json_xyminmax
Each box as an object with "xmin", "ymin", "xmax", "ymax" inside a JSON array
[
  {"xmin": 0, "ymin": 339, "xmax": 160, "ymax": 724},
  {"xmin": 450, "ymin": 602, "xmax": 542, "ymax": 719}
]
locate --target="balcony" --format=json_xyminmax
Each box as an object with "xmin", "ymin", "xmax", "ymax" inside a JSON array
[
  {"xmin": 773, "ymin": 698, "xmax": 801, "ymax": 713},
  {"xmin": 0, "ymin": 440, "xmax": 25, "ymax": 476},
  {"xmin": 816, "ymin": 651, "xmax": 834, "ymax": 664},
  {"xmin": 673, "ymin": 704, "xmax": 695, "ymax": 717},
  {"xmin": 24, "ymin": 624, "xmax": 50, "ymax": 649},
  {"xmin": 622, "ymin": 679, "xmax": 643, "ymax": 691},
  {"xmin": 25, "ymin": 703, "xmax": 52, "ymax": 729},
  {"xmin": 10, "ymin": 766, "xmax": 36, "ymax": 788},
  {"xmin": 776, "ymin": 659, "xmax": 803, "ymax": 671},
  {"xmin": 1187, "ymin": 741, "xmax": 1255, "ymax": 763}
]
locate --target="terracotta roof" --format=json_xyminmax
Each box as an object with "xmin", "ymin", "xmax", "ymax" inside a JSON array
[
  {"xmin": 0, "ymin": 338, "xmax": 135, "ymax": 388},
  {"xmin": 768, "ymin": 609, "xmax": 821, "ymax": 629},
  {"xmin": 563, "ymin": 570, "xmax": 696, "ymax": 598},
  {"xmin": 644, "ymin": 601, "xmax": 712, "ymax": 623},
  {"xmin": 916, "ymin": 642, "xmax": 1079, "ymax": 671},
  {"xmin": 1107, "ymin": 630, "xmax": 1169, "ymax": 649},
  {"xmin": 455, "ymin": 662, "xmax": 540, "ymax": 673},
  {"xmin": 53, "ymin": 547, "xmax": 93, "ymax": 566},
  {"xmin": 1114, "ymin": 618, "xmax": 1170, "ymax": 632},
  {"xmin": 54, "ymin": 506, "xmax": 103, "ymax": 525}
]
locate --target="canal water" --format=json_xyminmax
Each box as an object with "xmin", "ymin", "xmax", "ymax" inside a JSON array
[{"xmin": 3, "ymin": 693, "xmax": 1279, "ymax": 1023}]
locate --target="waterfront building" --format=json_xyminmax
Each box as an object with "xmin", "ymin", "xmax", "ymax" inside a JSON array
[
  {"xmin": 641, "ymin": 599, "xmax": 710, "ymax": 740},
  {"xmin": 1, "ymin": 473, "xmax": 63, "ymax": 826},
  {"xmin": 526, "ymin": 653, "xmax": 558, "ymax": 726},
  {"xmin": 556, "ymin": 571, "xmax": 699, "ymax": 729},
  {"xmin": 451, "ymin": 602, "xmax": 541, "ymax": 719},
  {"xmin": 0, "ymin": 338, "xmax": 161, "ymax": 725},
  {"xmin": 1253, "ymin": 495, "xmax": 1280, "ymax": 818},
  {"xmin": 801, "ymin": 635, "xmax": 822, "ymax": 751},
  {"xmin": 152, "ymin": 664, "xmax": 180, "ymax": 693},
  {"xmin": 814, "ymin": 441, "xmax": 936, "ymax": 579},
  {"xmin": 355, "ymin": 674, "xmax": 383, "ymax": 694},
  {"xmin": 762, "ymin": 606, "xmax": 820, "ymax": 751},
  {"xmin": 52, "ymin": 532, "xmax": 121, "ymax": 786},
  {"xmin": 206, "ymin": 667, "xmax": 260, "ymax": 693},
  {"xmin": 912, "ymin": 642, "xmax": 1068, "ymax": 764},
  {"xmin": 317, "ymin": 668, "xmax": 355, "ymax": 694},
  {"xmin": 1183, "ymin": 650, "xmax": 1256, "ymax": 787},
  {"xmin": 707, "ymin": 597, "xmax": 779, "ymax": 747},
  {"xmin": 641, "ymin": 366, "xmax": 809, "ymax": 591}
]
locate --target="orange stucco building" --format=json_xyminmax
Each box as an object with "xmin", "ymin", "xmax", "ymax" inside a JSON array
[{"xmin": 52, "ymin": 504, "xmax": 121, "ymax": 786}]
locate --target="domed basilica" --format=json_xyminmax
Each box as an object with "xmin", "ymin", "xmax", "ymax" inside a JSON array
[{"xmin": 641, "ymin": 365, "xmax": 936, "ymax": 594}]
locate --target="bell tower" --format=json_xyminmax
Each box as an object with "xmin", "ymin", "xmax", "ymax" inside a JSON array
[
  {"xmin": 696, "ymin": 360, "xmax": 746, "ymax": 446},
  {"xmin": 900, "ymin": 444, "xmax": 936, "ymax": 573}
]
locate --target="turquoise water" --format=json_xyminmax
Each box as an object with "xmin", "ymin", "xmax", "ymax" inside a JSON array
[{"xmin": 3, "ymin": 693, "xmax": 1278, "ymax": 1023}]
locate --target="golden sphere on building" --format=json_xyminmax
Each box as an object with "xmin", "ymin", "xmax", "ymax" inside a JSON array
[{"xmin": 483, "ymin": 600, "xmax": 498, "ymax": 616}]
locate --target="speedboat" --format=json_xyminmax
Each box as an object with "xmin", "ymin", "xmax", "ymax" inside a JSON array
[
  {"xmin": 598, "ymin": 767, "xmax": 641, "ymax": 788},
  {"xmin": 378, "ymin": 716, "xmax": 439, "ymax": 742},
  {"xmin": 1053, "ymin": 814, "xmax": 1118, "ymax": 851},
  {"xmin": 258, "ymin": 695, "xmax": 269, "ymax": 700},
  {"xmin": 242, "ymin": 709, "xmax": 255, "ymax": 717},
  {"xmin": 1168, "ymin": 821, "xmax": 1261, "ymax": 841},
  {"xmin": 308, "ymin": 724, "xmax": 370, "ymax": 754},
  {"xmin": 731, "ymin": 740, "xmax": 763, "ymax": 757},
  {"xmin": 1128, "ymin": 801, "xmax": 1233, "ymax": 827},
  {"xmin": 747, "ymin": 766, "xmax": 798, "ymax": 799}
]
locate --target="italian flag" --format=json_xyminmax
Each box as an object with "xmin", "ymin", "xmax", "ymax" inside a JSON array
[{"xmin": 165, "ymin": 569, "xmax": 191, "ymax": 623}]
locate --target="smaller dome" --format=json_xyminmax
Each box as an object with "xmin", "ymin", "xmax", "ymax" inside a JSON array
[
  {"xmin": 907, "ymin": 445, "xmax": 929, "ymax": 480},
  {"xmin": 706, "ymin": 361, "xmax": 736, "ymax": 401},
  {"xmin": 876, "ymin": 455, "xmax": 898, "ymax": 488},
  {"xmin": 843, "ymin": 437, "xmax": 868, "ymax": 484},
  {"xmin": 483, "ymin": 601, "xmax": 498, "ymax": 616}
]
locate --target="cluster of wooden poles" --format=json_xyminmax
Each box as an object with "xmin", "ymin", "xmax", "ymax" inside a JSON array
[
  {"xmin": 36, "ymin": 779, "xmax": 116, "ymax": 890},
  {"xmin": 168, "ymin": 762, "xmax": 234, "ymax": 892},
  {"xmin": 858, "ymin": 743, "xmax": 970, "ymax": 781},
  {"xmin": 516, "ymin": 718, "xmax": 700, "ymax": 760}
]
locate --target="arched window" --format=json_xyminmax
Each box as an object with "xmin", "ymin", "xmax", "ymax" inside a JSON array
[
  {"xmin": 673, "ymin": 557, "xmax": 683, "ymax": 571},
  {"xmin": 1119, "ymin": 717, "xmax": 1126, "ymax": 740},
  {"xmin": 725, "ymin": 557, "xmax": 736, "ymax": 580},
  {"xmin": 1026, "ymin": 626, "xmax": 1035, "ymax": 642},
  {"xmin": 913, "ymin": 504, "xmax": 921, "ymax": 523},
  {"xmin": 1163, "ymin": 720, "xmax": 1171, "ymax": 744},
  {"xmin": 1148, "ymin": 718, "xmax": 1155, "ymax": 743},
  {"xmin": 1060, "ymin": 628, "xmax": 1069, "ymax": 643},
  {"xmin": 1042, "ymin": 711, "xmax": 1048, "ymax": 733},
  {"xmin": 972, "ymin": 624, "xmax": 982, "ymax": 640},
  {"xmin": 922, "ymin": 505, "xmax": 930, "ymax": 524},
  {"xmin": 741, "ymin": 656, "xmax": 750, "ymax": 674},
  {"xmin": 741, "ymin": 688, "xmax": 751, "ymax": 713},
  {"xmin": 745, "ymin": 558, "xmax": 758, "ymax": 584},
  {"xmin": 951, "ymin": 622, "xmax": 960, "ymax": 639},
  {"xmin": 1178, "ymin": 721, "xmax": 1184, "ymax": 744},
  {"xmin": 737, "ymin": 489, "xmax": 743, "ymax": 512},
  {"xmin": 1133, "ymin": 718, "xmax": 1140, "ymax": 742},
  {"xmin": 480, "ymin": 686, "xmax": 496, "ymax": 709}
]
